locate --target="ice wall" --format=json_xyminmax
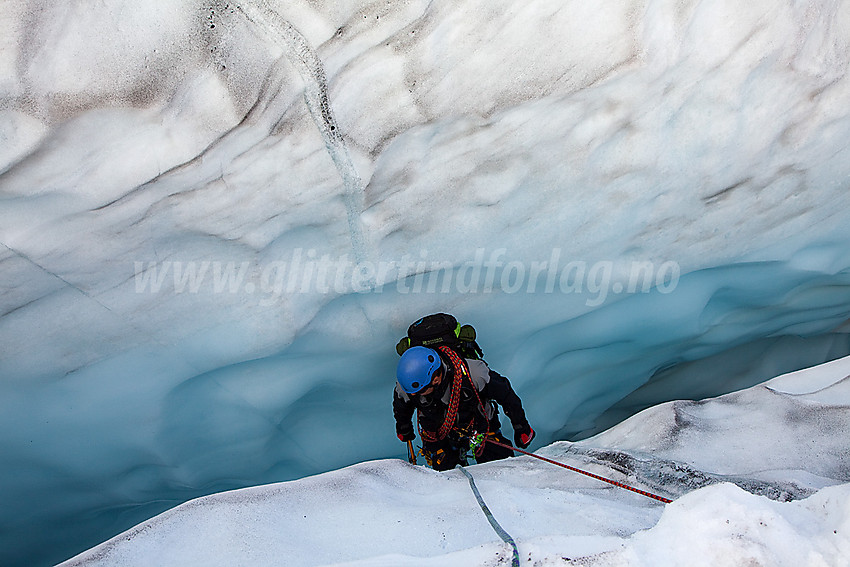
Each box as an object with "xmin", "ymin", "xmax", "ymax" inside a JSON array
[{"xmin": 1, "ymin": 1, "xmax": 850, "ymax": 565}]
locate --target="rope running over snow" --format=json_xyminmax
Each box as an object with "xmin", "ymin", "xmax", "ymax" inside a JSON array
[
  {"xmin": 456, "ymin": 465, "xmax": 520, "ymax": 567},
  {"xmin": 485, "ymin": 438, "xmax": 673, "ymax": 504}
]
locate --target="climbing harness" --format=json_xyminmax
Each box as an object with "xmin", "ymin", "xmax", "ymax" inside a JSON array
[
  {"xmin": 484, "ymin": 438, "xmax": 673, "ymax": 504},
  {"xmin": 456, "ymin": 465, "xmax": 520, "ymax": 567}
]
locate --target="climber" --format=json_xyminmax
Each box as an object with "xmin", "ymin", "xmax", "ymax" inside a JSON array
[{"xmin": 393, "ymin": 314, "xmax": 535, "ymax": 471}]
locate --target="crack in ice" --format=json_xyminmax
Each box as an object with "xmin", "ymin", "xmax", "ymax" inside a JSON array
[{"xmin": 235, "ymin": 0, "xmax": 368, "ymax": 264}]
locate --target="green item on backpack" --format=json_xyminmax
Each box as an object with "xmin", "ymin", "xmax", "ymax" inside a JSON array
[{"xmin": 396, "ymin": 313, "xmax": 483, "ymax": 360}]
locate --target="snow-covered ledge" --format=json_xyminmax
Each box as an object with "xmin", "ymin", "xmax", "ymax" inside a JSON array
[{"xmin": 61, "ymin": 355, "xmax": 850, "ymax": 567}]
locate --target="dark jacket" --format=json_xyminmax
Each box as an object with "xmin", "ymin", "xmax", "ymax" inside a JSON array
[{"xmin": 393, "ymin": 350, "xmax": 528, "ymax": 443}]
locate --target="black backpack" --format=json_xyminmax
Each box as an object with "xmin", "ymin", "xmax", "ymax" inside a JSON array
[{"xmin": 396, "ymin": 313, "xmax": 483, "ymax": 360}]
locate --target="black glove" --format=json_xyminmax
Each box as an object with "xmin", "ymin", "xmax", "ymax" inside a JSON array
[
  {"xmin": 514, "ymin": 424, "xmax": 535, "ymax": 449},
  {"xmin": 397, "ymin": 423, "xmax": 415, "ymax": 442}
]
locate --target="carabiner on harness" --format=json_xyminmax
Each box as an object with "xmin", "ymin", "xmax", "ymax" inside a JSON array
[{"xmin": 468, "ymin": 432, "xmax": 486, "ymax": 454}]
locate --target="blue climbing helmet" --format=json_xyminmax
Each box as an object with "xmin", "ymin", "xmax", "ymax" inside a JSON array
[{"xmin": 397, "ymin": 346, "xmax": 442, "ymax": 394}]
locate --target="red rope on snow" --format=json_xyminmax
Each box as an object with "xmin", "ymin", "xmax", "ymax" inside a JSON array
[{"xmin": 485, "ymin": 438, "xmax": 673, "ymax": 504}]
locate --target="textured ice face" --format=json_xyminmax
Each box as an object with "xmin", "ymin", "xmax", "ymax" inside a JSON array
[{"xmin": 1, "ymin": 1, "xmax": 850, "ymax": 565}]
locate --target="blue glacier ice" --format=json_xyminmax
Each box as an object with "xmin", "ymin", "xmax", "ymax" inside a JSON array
[{"xmin": 1, "ymin": 0, "xmax": 850, "ymax": 565}]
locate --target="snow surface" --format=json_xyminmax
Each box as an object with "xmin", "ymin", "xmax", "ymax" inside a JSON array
[
  {"xmin": 2, "ymin": 0, "xmax": 850, "ymax": 565},
  {"xmin": 61, "ymin": 356, "xmax": 850, "ymax": 567}
]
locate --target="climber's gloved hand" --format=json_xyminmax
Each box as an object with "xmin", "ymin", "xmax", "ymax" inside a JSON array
[
  {"xmin": 514, "ymin": 424, "xmax": 535, "ymax": 449},
  {"xmin": 397, "ymin": 423, "xmax": 415, "ymax": 442}
]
